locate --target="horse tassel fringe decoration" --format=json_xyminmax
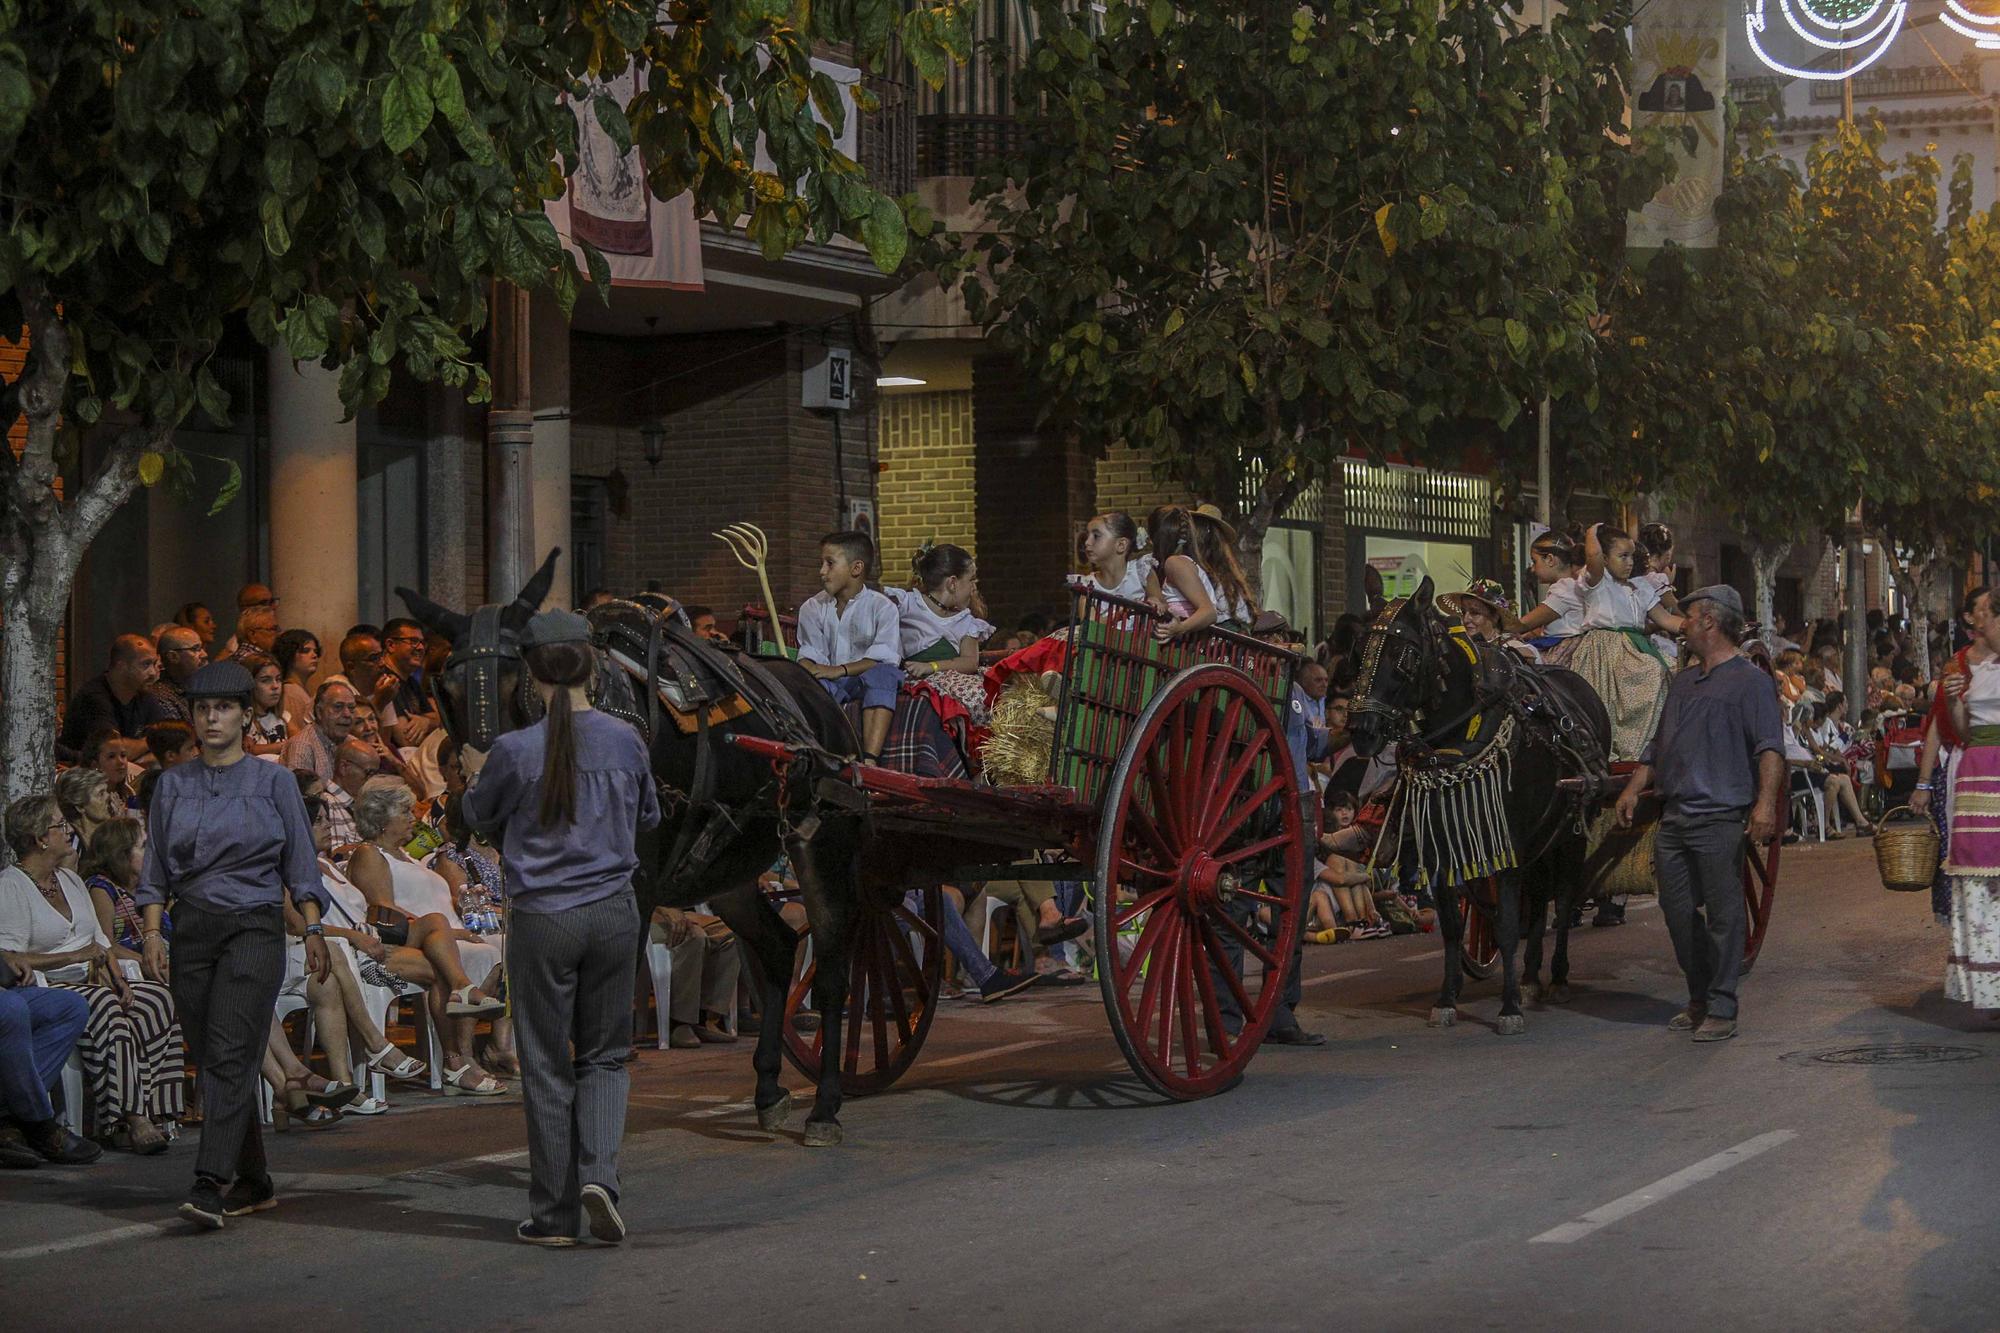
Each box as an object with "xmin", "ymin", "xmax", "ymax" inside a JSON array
[
  {"xmin": 1374, "ymin": 713, "xmax": 1521, "ymax": 891},
  {"xmin": 714, "ymin": 522, "xmax": 786, "ymax": 654}
]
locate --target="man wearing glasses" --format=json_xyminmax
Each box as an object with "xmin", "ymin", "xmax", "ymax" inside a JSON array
[
  {"xmin": 279, "ymin": 682, "xmax": 361, "ymax": 783},
  {"xmin": 150, "ymin": 626, "xmax": 210, "ymax": 723},
  {"xmin": 375, "ymin": 617, "xmax": 440, "ymax": 748}
]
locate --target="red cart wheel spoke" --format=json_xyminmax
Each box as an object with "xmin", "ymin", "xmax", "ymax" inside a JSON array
[
  {"xmin": 1194, "ymin": 914, "xmax": 1257, "ymax": 1020},
  {"xmin": 1212, "ymin": 901, "xmax": 1281, "ymax": 971},
  {"xmin": 1211, "ymin": 831, "xmax": 1294, "ymax": 868},
  {"xmin": 1741, "ymin": 836, "xmax": 1779, "ymax": 972},
  {"xmin": 1117, "ymin": 890, "xmax": 1179, "ymax": 990},
  {"xmin": 1196, "ymin": 730, "xmax": 1272, "ymax": 843},
  {"xmin": 1126, "ymin": 799, "xmax": 1179, "ymax": 868},
  {"xmin": 1175, "ymin": 931, "xmax": 1204, "ymax": 1076},
  {"xmin": 1134, "ymin": 912, "xmax": 1184, "ymax": 1039},
  {"xmin": 1144, "ymin": 753, "xmax": 1186, "ymax": 852},
  {"xmin": 1114, "ymin": 885, "xmax": 1174, "ymax": 931},
  {"xmin": 1207, "ymin": 771, "xmax": 1290, "ymax": 851},
  {"xmin": 1119, "ymin": 857, "xmax": 1177, "ymax": 884}
]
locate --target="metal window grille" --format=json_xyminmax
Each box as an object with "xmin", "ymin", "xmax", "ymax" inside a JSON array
[{"xmin": 1340, "ymin": 459, "xmax": 1492, "ymax": 538}]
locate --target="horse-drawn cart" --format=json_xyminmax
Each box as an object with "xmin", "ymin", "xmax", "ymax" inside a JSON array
[{"xmin": 732, "ymin": 586, "xmax": 1308, "ymax": 1101}]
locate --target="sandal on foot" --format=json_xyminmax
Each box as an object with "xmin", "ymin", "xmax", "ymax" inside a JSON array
[
  {"xmin": 365, "ymin": 1044, "xmax": 428, "ymax": 1083},
  {"xmin": 101, "ymin": 1116, "xmax": 169, "ymax": 1156},
  {"xmin": 446, "ymin": 986, "xmax": 505, "ymax": 1018},
  {"xmin": 442, "ymin": 1062, "xmax": 507, "ymax": 1097},
  {"xmin": 287, "ymin": 1076, "xmax": 358, "ymax": 1111},
  {"xmin": 1036, "ymin": 915, "xmax": 1090, "ymax": 946}
]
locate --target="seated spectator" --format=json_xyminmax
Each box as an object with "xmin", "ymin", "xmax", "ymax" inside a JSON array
[
  {"xmin": 325, "ymin": 627, "xmax": 383, "ymax": 693},
  {"xmin": 81, "ymin": 727, "xmax": 138, "ymax": 809},
  {"xmin": 173, "ymin": 601, "xmax": 220, "ymax": 654},
  {"xmin": 282, "ymin": 680, "xmax": 360, "ymax": 782},
  {"xmin": 272, "ymin": 629, "xmax": 322, "ymax": 733},
  {"xmin": 648, "ymin": 906, "xmax": 742, "ymax": 1047},
  {"xmin": 215, "ymin": 583, "xmax": 279, "ymax": 657},
  {"xmin": 974, "ymin": 876, "xmax": 1089, "ymax": 969},
  {"xmin": 257, "ymin": 1011, "xmax": 355, "ymax": 1130},
  {"xmin": 133, "ymin": 768, "xmax": 164, "ymax": 818},
  {"xmin": 1311, "ymin": 789, "xmax": 1388, "ymax": 940},
  {"xmin": 145, "ymin": 720, "xmax": 198, "ymax": 769},
  {"xmin": 0, "ymin": 795, "xmax": 182, "ymax": 1153},
  {"xmin": 55, "ymin": 767, "xmax": 121, "ymax": 853},
  {"xmin": 0, "ymin": 955, "xmax": 98, "ymax": 1167},
  {"xmin": 350, "ymin": 704, "xmax": 425, "ymax": 796},
  {"xmin": 1799, "ymin": 695, "xmax": 1874, "ymax": 836},
  {"xmin": 58, "ymin": 634, "xmax": 174, "ymax": 763},
  {"xmin": 344, "ymin": 778, "xmax": 508, "ymax": 1095},
  {"xmin": 151, "ymin": 624, "xmax": 209, "ymax": 722},
  {"xmin": 378, "ymin": 618, "xmax": 440, "ymax": 747},
  {"xmin": 241, "ymin": 651, "xmax": 290, "ymax": 755},
  {"xmin": 683, "ymin": 603, "xmax": 728, "ymax": 643},
  {"xmin": 230, "ymin": 605, "xmax": 280, "ymax": 660},
  {"xmin": 81, "ymin": 817, "xmax": 162, "ymax": 955},
  {"xmin": 426, "ymin": 767, "xmax": 518, "ymax": 1075}
]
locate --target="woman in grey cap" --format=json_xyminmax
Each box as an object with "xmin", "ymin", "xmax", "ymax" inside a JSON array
[
  {"xmin": 135, "ymin": 659, "xmax": 341, "ymax": 1230},
  {"xmin": 461, "ymin": 609, "xmax": 660, "ymax": 1247}
]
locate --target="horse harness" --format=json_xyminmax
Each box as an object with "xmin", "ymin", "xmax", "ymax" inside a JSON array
[{"xmin": 436, "ymin": 603, "xmax": 544, "ymax": 752}]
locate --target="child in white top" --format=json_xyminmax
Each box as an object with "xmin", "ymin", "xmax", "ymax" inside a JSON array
[
  {"xmin": 1143, "ymin": 505, "xmax": 1255, "ymax": 638},
  {"xmin": 1513, "ymin": 529, "xmax": 1587, "ymax": 644},
  {"xmin": 890, "ymin": 542, "xmax": 995, "ymax": 725},
  {"xmin": 1552, "ymin": 523, "xmax": 1685, "ymax": 761},
  {"xmin": 797, "ymin": 531, "xmax": 904, "ymax": 763},
  {"xmin": 1073, "ymin": 512, "xmax": 1151, "ymax": 602},
  {"xmin": 1636, "ymin": 522, "xmax": 1682, "ymax": 665}
]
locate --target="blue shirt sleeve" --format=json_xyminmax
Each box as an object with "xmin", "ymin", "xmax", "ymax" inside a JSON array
[
  {"xmin": 462, "ymin": 734, "xmax": 525, "ymax": 837},
  {"xmin": 274, "ymin": 773, "xmax": 331, "ymax": 915},
  {"xmin": 1746, "ymin": 666, "xmax": 1786, "ymax": 761},
  {"xmin": 134, "ymin": 788, "xmax": 172, "ymax": 909}
]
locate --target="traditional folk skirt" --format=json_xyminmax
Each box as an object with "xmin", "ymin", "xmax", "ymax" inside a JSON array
[
  {"xmin": 1945, "ymin": 739, "xmax": 2000, "ymax": 1008},
  {"xmin": 1545, "ymin": 628, "xmax": 1668, "ymax": 764}
]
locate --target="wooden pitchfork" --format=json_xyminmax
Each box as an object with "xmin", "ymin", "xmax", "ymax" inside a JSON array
[{"xmin": 714, "ymin": 522, "xmax": 787, "ymax": 654}]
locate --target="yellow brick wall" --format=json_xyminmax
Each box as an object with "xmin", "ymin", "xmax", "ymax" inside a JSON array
[
  {"xmin": 1094, "ymin": 442, "xmax": 1179, "ymax": 533},
  {"xmin": 878, "ymin": 390, "xmax": 977, "ymax": 578}
]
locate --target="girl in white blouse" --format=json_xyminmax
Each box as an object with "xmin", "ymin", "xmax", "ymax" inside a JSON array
[{"xmin": 891, "ymin": 542, "xmax": 996, "ymax": 725}]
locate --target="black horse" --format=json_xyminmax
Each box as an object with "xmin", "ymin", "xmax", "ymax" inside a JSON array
[
  {"xmin": 1344, "ymin": 577, "xmax": 1611, "ymax": 1034},
  {"xmin": 398, "ymin": 551, "xmax": 875, "ymax": 1145}
]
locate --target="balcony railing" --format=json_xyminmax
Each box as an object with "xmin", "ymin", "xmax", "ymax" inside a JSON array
[
  {"xmin": 916, "ymin": 112, "xmax": 1032, "ymax": 177},
  {"xmin": 1809, "ymin": 61, "xmax": 1982, "ymax": 103},
  {"xmin": 861, "ymin": 74, "xmax": 915, "ymax": 198}
]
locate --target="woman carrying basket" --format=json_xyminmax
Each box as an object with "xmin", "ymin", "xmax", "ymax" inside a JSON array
[{"xmin": 1938, "ymin": 602, "xmax": 2000, "ymax": 1013}]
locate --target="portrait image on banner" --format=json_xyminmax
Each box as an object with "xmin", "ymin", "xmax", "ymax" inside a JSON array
[
  {"xmin": 546, "ymin": 62, "xmax": 703, "ymax": 291},
  {"xmin": 1627, "ymin": 1, "xmax": 1726, "ymax": 251}
]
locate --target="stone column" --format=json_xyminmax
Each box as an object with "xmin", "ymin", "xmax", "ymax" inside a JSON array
[{"xmin": 266, "ymin": 349, "xmax": 358, "ymax": 648}]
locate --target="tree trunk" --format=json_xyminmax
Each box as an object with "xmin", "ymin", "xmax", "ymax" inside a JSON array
[
  {"xmin": 1844, "ymin": 517, "xmax": 1868, "ymax": 704},
  {"xmin": 1879, "ymin": 541, "xmax": 1934, "ymax": 684},
  {"xmin": 1750, "ymin": 540, "xmax": 1790, "ymax": 644},
  {"xmin": 0, "ymin": 282, "xmax": 150, "ymax": 806},
  {"xmin": 1236, "ymin": 459, "xmax": 1309, "ymax": 608}
]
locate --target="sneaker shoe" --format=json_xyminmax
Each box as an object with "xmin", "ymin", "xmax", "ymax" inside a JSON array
[
  {"xmin": 1692, "ymin": 1017, "xmax": 1739, "ymax": 1043},
  {"xmin": 1592, "ymin": 901, "xmax": 1626, "ymax": 927},
  {"xmin": 516, "ymin": 1221, "xmax": 577, "ymax": 1247},
  {"xmin": 179, "ymin": 1179, "xmax": 228, "ymax": 1231},
  {"xmin": 580, "ymin": 1183, "xmax": 626, "ymax": 1244},
  {"xmin": 1667, "ymin": 1006, "xmax": 1707, "ymax": 1033},
  {"xmin": 1263, "ymin": 1026, "xmax": 1327, "ymax": 1047},
  {"xmin": 221, "ymin": 1175, "xmax": 279, "ymax": 1217},
  {"xmin": 978, "ymin": 968, "xmax": 1041, "ymax": 1003}
]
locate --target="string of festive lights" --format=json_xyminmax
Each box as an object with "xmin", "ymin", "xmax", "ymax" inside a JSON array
[
  {"xmin": 1939, "ymin": 1, "xmax": 2000, "ymax": 49},
  {"xmin": 1743, "ymin": 0, "xmax": 1910, "ymax": 80}
]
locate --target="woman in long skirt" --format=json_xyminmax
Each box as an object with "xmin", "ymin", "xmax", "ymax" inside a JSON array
[{"xmin": 1941, "ymin": 607, "xmax": 2000, "ymax": 1012}]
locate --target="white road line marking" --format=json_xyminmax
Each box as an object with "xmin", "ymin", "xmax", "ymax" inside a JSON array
[
  {"xmin": 1302, "ymin": 967, "xmax": 1378, "ymax": 988},
  {"xmin": 1529, "ymin": 1130, "xmax": 1798, "ymax": 1244},
  {"xmin": 923, "ymin": 1038, "xmax": 1052, "ymax": 1069},
  {"xmin": 0, "ymin": 1221, "xmax": 170, "ymax": 1260},
  {"xmin": 1400, "ymin": 949, "xmax": 1443, "ymax": 964}
]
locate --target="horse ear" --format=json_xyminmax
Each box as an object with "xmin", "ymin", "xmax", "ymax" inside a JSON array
[
  {"xmin": 396, "ymin": 587, "xmax": 470, "ymax": 642},
  {"xmin": 503, "ymin": 547, "xmax": 563, "ymax": 631}
]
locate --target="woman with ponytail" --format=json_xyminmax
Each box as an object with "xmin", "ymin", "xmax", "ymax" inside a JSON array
[{"xmin": 461, "ymin": 610, "xmax": 660, "ymax": 1248}]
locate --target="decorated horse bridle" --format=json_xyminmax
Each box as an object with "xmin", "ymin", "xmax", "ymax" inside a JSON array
[
  {"xmin": 1350, "ymin": 596, "xmax": 1444, "ymax": 732},
  {"xmin": 434, "ymin": 603, "xmax": 541, "ymax": 752}
]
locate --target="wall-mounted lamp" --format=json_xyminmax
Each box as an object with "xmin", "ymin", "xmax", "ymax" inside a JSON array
[{"xmin": 639, "ymin": 420, "xmax": 667, "ymax": 469}]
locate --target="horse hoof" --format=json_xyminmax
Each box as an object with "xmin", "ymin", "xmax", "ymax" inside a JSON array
[
  {"xmin": 755, "ymin": 1091, "xmax": 794, "ymax": 1133},
  {"xmin": 1496, "ymin": 1014, "xmax": 1527, "ymax": 1036},
  {"xmin": 1428, "ymin": 1007, "xmax": 1457, "ymax": 1028},
  {"xmin": 803, "ymin": 1120, "xmax": 844, "ymax": 1148},
  {"xmin": 1547, "ymin": 984, "xmax": 1573, "ymax": 1005}
]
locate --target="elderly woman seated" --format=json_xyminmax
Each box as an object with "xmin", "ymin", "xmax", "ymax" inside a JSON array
[
  {"xmin": 0, "ymin": 795, "xmax": 183, "ymax": 1153},
  {"xmin": 345, "ymin": 777, "xmax": 509, "ymax": 1096}
]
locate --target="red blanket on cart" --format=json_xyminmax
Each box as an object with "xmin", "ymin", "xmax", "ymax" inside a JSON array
[{"xmin": 983, "ymin": 635, "xmax": 1068, "ymax": 710}]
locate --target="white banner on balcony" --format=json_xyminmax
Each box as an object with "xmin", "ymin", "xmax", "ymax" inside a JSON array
[
  {"xmin": 1626, "ymin": 0, "xmax": 1726, "ymax": 251},
  {"xmin": 546, "ymin": 61, "xmax": 703, "ymax": 291}
]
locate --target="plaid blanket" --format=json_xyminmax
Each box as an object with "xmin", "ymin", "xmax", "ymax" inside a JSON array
[{"xmin": 848, "ymin": 686, "xmax": 971, "ymax": 780}]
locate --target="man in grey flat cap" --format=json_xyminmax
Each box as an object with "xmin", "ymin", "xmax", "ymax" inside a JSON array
[{"xmin": 1615, "ymin": 586, "xmax": 1787, "ymax": 1043}]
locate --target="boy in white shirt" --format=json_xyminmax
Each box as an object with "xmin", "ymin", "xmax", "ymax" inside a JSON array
[{"xmin": 797, "ymin": 531, "xmax": 903, "ymax": 764}]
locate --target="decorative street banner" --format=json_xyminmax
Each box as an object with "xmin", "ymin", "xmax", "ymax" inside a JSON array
[
  {"xmin": 1627, "ymin": 0, "xmax": 1727, "ymax": 252},
  {"xmin": 546, "ymin": 62, "xmax": 704, "ymax": 291}
]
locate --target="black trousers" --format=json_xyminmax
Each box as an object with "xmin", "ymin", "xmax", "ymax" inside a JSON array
[{"xmin": 170, "ymin": 902, "xmax": 286, "ymax": 1186}]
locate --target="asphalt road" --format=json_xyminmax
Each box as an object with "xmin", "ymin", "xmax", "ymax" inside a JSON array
[{"xmin": 4, "ymin": 836, "xmax": 1997, "ymax": 1332}]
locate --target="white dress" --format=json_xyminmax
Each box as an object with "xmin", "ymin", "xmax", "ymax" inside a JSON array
[{"xmin": 385, "ymin": 852, "xmax": 503, "ymax": 987}]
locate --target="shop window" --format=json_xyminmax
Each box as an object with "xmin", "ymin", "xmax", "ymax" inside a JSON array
[{"xmin": 1260, "ymin": 523, "xmax": 1319, "ymax": 644}]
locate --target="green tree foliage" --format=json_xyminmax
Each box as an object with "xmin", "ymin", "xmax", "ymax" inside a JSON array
[
  {"xmin": 958, "ymin": 0, "xmax": 1665, "ymax": 563},
  {"xmin": 0, "ymin": 0, "xmax": 967, "ymax": 799}
]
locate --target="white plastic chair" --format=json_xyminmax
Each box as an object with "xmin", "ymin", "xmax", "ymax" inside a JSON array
[
  {"xmin": 1789, "ymin": 768, "xmax": 1828, "ymax": 843},
  {"xmin": 645, "ymin": 941, "xmax": 676, "ymax": 1050},
  {"xmin": 59, "ymin": 1054, "xmax": 87, "ymax": 1136}
]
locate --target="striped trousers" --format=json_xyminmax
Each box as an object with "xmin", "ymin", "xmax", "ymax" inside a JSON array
[
  {"xmin": 508, "ymin": 889, "xmax": 640, "ymax": 1236},
  {"xmin": 45, "ymin": 979, "xmax": 185, "ymax": 1128}
]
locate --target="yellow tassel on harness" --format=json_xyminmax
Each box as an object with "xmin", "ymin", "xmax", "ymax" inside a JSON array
[{"xmin": 1445, "ymin": 627, "xmax": 1484, "ymax": 742}]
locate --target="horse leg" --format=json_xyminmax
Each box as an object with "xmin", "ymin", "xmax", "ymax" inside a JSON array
[
  {"xmin": 794, "ymin": 836, "xmax": 856, "ymax": 1147},
  {"xmin": 1547, "ymin": 839, "xmax": 1585, "ymax": 1005},
  {"xmin": 1522, "ymin": 864, "xmax": 1548, "ymax": 1001},
  {"xmin": 1495, "ymin": 868, "xmax": 1526, "ymax": 1036},
  {"xmin": 1430, "ymin": 881, "xmax": 1463, "ymax": 1028},
  {"xmin": 704, "ymin": 881, "xmax": 801, "ymax": 1133}
]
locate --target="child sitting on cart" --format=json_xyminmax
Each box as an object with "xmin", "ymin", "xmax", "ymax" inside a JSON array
[
  {"xmin": 797, "ymin": 530, "xmax": 904, "ymax": 765},
  {"xmin": 887, "ymin": 542, "xmax": 996, "ymax": 726},
  {"xmin": 1548, "ymin": 523, "xmax": 1684, "ymax": 763},
  {"xmin": 1144, "ymin": 504, "xmax": 1256, "ymax": 638}
]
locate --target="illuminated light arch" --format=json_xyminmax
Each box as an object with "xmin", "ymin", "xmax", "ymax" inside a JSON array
[
  {"xmin": 1744, "ymin": 0, "xmax": 1909, "ymax": 80},
  {"xmin": 1940, "ymin": 2, "xmax": 2000, "ymax": 49}
]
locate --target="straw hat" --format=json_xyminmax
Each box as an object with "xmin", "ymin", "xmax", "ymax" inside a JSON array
[
  {"xmin": 1436, "ymin": 578, "xmax": 1516, "ymax": 632},
  {"xmin": 1190, "ymin": 503, "xmax": 1238, "ymax": 544}
]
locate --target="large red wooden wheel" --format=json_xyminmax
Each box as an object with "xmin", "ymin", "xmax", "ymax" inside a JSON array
[
  {"xmin": 778, "ymin": 884, "xmax": 946, "ymax": 1095},
  {"xmin": 1742, "ymin": 834, "xmax": 1779, "ymax": 972},
  {"xmin": 1092, "ymin": 664, "xmax": 1307, "ymax": 1100},
  {"xmin": 1459, "ymin": 879, "xmax": 1500, "ymax": 980}
]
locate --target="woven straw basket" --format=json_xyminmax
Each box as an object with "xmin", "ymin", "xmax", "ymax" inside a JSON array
[
  {"xmin": 1586, "ymin": 806, "xmax": 1658, "ymax": 898},
  {"xmin": 1873, "ymin": 806, "xmax": 1940, "ymax": 893}
]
